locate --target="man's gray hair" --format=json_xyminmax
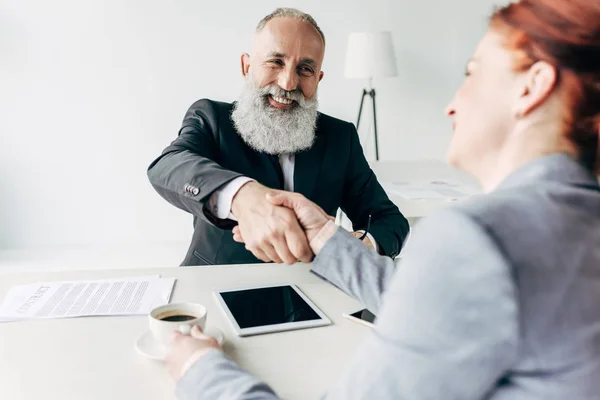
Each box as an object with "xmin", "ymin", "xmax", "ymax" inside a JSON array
[{"xmin": 256, "ymin": 8, "xmax": 325, "ymax": 45}]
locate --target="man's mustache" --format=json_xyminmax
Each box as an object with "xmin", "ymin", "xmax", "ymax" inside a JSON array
[{"xmin": 257, "ymin": 85, "xmax": 307, "ymax": 104}]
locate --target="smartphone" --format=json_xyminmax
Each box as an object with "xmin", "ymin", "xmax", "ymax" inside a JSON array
[{"xmin": 343, "ymin": 308, "xmax": 376, "ymax": 328}]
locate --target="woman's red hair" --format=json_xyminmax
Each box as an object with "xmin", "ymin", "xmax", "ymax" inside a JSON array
[{"xmin": 491, "ymin": 0, "xmax": 600, "ymax": 172}]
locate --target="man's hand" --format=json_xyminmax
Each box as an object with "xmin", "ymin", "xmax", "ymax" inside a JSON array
[
  {"xmin": 233, "ymin": 192, "xmax": 336, "ymax": 255},
  {"xmin": 166, "ymin": 325, "xmax": 222, "ymax": 382},
  {"xmin": 231, "ymin": 182, "xmax": 313, "ymax": 264}
]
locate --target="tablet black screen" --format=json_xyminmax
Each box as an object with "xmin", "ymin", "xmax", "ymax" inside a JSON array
[{"xmin": 220, "ymin": 286, "xmax": 321, "ymax": 329}]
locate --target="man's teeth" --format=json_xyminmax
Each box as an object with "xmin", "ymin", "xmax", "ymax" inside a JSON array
[{"xmin": 271, "ymin": 95, "xmax": 294, "ymax": 105}]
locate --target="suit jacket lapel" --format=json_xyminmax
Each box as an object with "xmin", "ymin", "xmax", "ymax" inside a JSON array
[{"xmin": 293, "ymin": 131, "xmax": 326, "ymax": 199}]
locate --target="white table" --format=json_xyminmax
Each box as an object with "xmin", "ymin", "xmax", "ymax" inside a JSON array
[{"xmin": 0, "ymin": 263, "xmax": 366, "ymax": 400}]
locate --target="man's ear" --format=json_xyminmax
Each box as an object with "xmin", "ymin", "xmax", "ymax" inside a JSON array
[
  {"xmin": 514, "ymin": 61, "xmax": 557, "ymax": 117},
  {"xmin": 241, "ymin": 53, "xmax": 251, "ymax": 77},
  {"xmin": 319, "ymin": 70, "xmax": 324, "ymax": 82}
]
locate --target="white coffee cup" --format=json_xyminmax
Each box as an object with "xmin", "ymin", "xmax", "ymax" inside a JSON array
[{"xmin": 149, "ymin": 303, "xmax": 207, "ymax": 347}]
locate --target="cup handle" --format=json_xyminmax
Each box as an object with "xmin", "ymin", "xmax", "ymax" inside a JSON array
[{"xmin": 178, "ymin": 325, "xmax": 191, "ymax": 335}]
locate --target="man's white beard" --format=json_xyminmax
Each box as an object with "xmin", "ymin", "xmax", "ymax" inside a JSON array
[{"xmin": 231, "ymin": 75, "xmax": 319, "ymax": 155}]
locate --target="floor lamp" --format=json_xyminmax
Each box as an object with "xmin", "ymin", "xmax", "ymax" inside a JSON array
[{"xmin": 344, "ymin": 32, "xmax": 398, "ymax": 161}]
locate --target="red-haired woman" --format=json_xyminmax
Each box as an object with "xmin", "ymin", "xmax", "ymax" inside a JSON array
[{"xmin": 166, "ymin": 1, "xmax": 600, "ymax": 398}]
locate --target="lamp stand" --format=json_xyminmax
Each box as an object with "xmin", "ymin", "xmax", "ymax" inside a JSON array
[{"xmin": 355, "ymin": 87, "xmax": 379, "ymax": 161}]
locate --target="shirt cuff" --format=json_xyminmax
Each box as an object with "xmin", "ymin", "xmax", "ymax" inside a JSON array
[
  {"xmin": 207, "ymin": 177, "xmax": 255, "ymax": 221},
  {"xmin": 356, "ymin": 230, "xmax": 379, "ymax": 253}
]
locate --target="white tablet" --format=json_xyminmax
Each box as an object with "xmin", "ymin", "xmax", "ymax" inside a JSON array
[{"xmin": 214, "ymin": 284, "xmax": 331, "ymax": 337}]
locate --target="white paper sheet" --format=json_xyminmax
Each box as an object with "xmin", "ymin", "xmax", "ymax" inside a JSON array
[
  {"xmin": 382, "ymin": 179, "xmax": 479, "ymax": 201},
  {"xmin": 0, "ymin": 275, "xmax": 175, "ymax": 322}
]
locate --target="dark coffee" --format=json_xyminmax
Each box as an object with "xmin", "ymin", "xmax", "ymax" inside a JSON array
[{"xmin": 160, "ymin": 314, "xmax": 196, "ymax": 322}]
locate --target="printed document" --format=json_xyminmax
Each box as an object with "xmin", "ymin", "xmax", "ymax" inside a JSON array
[{"xmin": 0, "ymin": 275, "xmax": 175, "ymax": 321}]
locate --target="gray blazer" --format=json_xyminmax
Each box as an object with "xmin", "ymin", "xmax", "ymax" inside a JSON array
[{"xmin": 176, "ymin": 153, "xmax": 600, "ymax": 399}]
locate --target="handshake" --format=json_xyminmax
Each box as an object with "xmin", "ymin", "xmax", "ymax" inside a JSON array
[{"xmin": 230, "ymin": 182, "xmax": 371, "ymax": 264}]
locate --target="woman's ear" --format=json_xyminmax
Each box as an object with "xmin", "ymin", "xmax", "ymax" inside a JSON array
[{"xmin": 514, "ymin": 61, "xmax": 557, "ymax": 117}]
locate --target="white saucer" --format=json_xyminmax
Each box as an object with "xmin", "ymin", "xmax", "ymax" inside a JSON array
[{"xmin": 135, "ymin": 327, "xmax": 225, "ymax": 361}]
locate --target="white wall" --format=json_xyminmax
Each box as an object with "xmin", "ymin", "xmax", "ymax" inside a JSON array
[{"xmin": 0, "ymin": 0, "xmax": 501, "ymax": 250}]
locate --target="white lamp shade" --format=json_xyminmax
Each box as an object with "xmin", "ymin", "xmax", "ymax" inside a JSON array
[{"xmin": 344, "ymin": 31, "xmax": 398, "ymax": 79}]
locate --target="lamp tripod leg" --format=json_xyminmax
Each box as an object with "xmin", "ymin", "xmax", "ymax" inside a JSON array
[
  {"xmin": 356, "ymin": 89, "xmax": 367, "ymax": 130},
  {"xmin": 371, "ymin": 89, "xmax": 379, "ymax": 161}
]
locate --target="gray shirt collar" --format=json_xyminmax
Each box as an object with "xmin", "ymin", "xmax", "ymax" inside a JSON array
[{"xmin": 497, "ymin": 153, "xmax": 599, "ymax": 191}]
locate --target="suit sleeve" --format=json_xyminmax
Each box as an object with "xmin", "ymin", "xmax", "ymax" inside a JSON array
[
  {"xmin": 176, "ymin": 350, "xmax": 279, "ymax": 400},
  {"xmin": 311, "ymin": 228, "xmax": 397, "ymax": 314},
  {"xmin": 340, "ymin": 123, "xmax": 409, "ymax": 258},
  {"xmin": 147, "ymin": 100, "xmax": 244, "ymax": 227}
]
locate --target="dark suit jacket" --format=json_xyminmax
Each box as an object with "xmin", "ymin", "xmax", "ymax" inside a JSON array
[{"xmin": 147, "ymin": 99, "xmax": 409, "ymax": 266}]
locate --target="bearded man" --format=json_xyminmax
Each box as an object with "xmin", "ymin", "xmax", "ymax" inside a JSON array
[{"xmin": 147, "ymin": 8, "xmax": 409, "ymax": 266}]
